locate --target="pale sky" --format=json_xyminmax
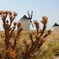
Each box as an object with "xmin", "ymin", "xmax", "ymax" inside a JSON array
[{"xmin": 0, "ymin": 0, "xmax": 59, "ymax": 30}]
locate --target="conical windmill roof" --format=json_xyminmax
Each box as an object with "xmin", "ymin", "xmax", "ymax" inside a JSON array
[
  {"xmin": 53, "ymin": 23, "xmax": 59, "ymax": 27},
  {"xmin": 20, "ymin": 15, "xmax": 31, "ymax": 20}
]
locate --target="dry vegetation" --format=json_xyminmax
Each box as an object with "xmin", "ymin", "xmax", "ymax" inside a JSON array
[
  {"xmin": 0, "ymin": 30, "xmax": 59, "ymax": 59},
  {"xmin": 0, "ymin": 11, "xmax": 59, "ymax": 59}
]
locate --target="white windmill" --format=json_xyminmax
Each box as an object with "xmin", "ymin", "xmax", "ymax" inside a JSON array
[
  {"xmin": 20, "ymin": 11, "xmax": 33, "ymax": 30},
  {"xmin": 51, "ymin": 23, "xmax": 59, "ymax": 30}
]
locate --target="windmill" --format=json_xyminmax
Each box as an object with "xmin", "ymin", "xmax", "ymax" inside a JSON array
[
  {"xmin": 19, "ymin": 11, "xmax": 34, "ymax": 30},
  {"xmin": 27, "ymin": 10, "xmax": 34, "ymax": 27}
]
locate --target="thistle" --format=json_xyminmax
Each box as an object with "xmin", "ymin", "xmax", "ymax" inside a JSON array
[
  {"xmin": 0, "ymin": 11, "xmax": 23, "ymax": 59},
  {"xmin": 22, "ymin": 16, "xmax": 51, "ymax": 59}
]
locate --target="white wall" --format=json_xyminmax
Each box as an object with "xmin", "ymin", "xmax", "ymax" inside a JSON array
[
  {"xmin": 51, "ymin": 26, "xmax": 59, "ymax": 31},
  {"xmin": 20, "ymin": 19, "xmax": 30, "ymax": 30}
]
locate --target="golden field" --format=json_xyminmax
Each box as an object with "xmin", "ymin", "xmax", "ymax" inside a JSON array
[{"xmin": 0, "ymin": 30, "xmax": 59, "ymax": 59}]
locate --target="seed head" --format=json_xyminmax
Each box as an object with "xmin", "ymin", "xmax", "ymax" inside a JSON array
[
  {"xmin": 41, "ymin": 16, "xmax": 48, "ymax": 25},
  {"xmin": 0, "ymin": 11, "xmax": 3, "ymax": 15},
  {"xmin": 34, "ymin": 20, "xmax": 39, "ymax": 30},
  {"xmin": 5, "ymin": 11, "xmax": 8, "ymax": 14},
  {"xmin": 9, "ymin": 11, "xmax": 12, "ymax": 15},
  {"xmin": 2, "ymin": 11, "xmax": 6, "ymax": 14},
  {"xmin": 17, "ymin": 22, "xmax": 21, "ymax": 28},
  {"xmin": 34, "ymin": 20, "xmax": 39, "ymax": 25},
  {"xmin": 34, "ymin": 20, "xmax": 39, "ymax": 27},
  {"xmin": 14, "ymin": 12, "xmax": 17, "ymax": 16}
]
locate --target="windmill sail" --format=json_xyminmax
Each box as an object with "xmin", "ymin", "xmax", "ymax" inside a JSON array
[{"xmin": 27, "ymin": 10, "xmax": 34, "ymax": 27}]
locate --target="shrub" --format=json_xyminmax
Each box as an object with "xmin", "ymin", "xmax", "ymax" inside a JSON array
[
  {"xmin": 0, "ymin": 11, "xmax": 23, "ymax": 59},
  {"xmin": 0, "ymin": 11, "xmax": 51, "ymax": 59},
  {"xmin": 21, "ymin": 16, "xmax": 51, "ymax": 59}
]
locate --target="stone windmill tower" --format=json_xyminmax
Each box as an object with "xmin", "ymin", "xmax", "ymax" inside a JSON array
[
  {"xmin": 20, "ymin": 11, "xmax": 33, "ymax": 30},
  {"xmin": 51, "ymin": 23, "xmax": 59, "ymax": 30},
  {"xmin": 53, "ymin": 23, "xmax": 59, "ymax": 30}
]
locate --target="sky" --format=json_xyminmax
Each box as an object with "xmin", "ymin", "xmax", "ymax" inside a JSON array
[{"xmin": 0, "ymin": 0, "xmax": 59, "ymax": 30}]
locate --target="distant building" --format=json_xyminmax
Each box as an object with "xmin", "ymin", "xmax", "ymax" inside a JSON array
[
  {"xmin": 51, "ymin": 23, "xmax": 59, "ymax": 30},
  {"xmin": 19, "ymin": 15, "xmax": 31, "ymax": 30}
]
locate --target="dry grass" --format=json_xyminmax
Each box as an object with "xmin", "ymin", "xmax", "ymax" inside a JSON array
[{"xmin": 0, "ymin": 30, "xmax": 59, "ymax": 59}]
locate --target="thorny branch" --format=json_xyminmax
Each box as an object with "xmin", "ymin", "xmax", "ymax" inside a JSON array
[
  {"xmin": 22, "ymin": 16, "xmax": 51, "ymax": 59},
  {"xmin": 0, "ymin": 11, "xmax": 23, "ymax": 59},
  {"xmin": 0, "ymin": 11, "xmax": 51, "ymax": 59}
]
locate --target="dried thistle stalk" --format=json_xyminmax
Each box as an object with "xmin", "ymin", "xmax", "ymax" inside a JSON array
[
  {"xmin": 0, "ymin": 11, "xmax": 23, "ymax": 59},
  {"xmin": 22, "ymin": 16, "xmax": 51, "ymax": 59}
]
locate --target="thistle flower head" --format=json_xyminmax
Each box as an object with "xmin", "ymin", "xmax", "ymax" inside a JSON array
[
  {"xmin": 34, "ymin": 20, "xmax": 39, "ymax": 31},
  {"xmin": 34, "ymin": 20, "xmax": 39, "ymax": 26},
  {"xmin": 17, "ymin": 22, "xmax": 21, "ymax": 28},
  {"xmin": 41, "ymin": 16, "xmax": 48, "ymax": 25},
  {"xmin": 0, "ymin": 11, "xmax": 2, "ymax": 15},
  {"xmin": 42, "ymin": 16, "xmax": 48, "ymax": 20},
  {"xmin": 2, "ymin": 11, "xmax": 6, "ymax": 14},
  {"xmin": 14, "ymin": 12, "xmax": 17, "ymax": 16},
  {"xmin": 5, "ymin": 11, "xmax": 8, "ymax": 14},
  {"xmin": 9, "ymin": 11, "xmax": 12, "ymax": 15}
]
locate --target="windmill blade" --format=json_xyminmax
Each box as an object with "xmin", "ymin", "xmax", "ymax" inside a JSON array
[
  {"xmin": 27, "ymin": 11, "xmax": 34, "ymax": 27},
  {"xmin": 32, "ymin": 23, "xmax": 34, "ymax": 27},
  {"xmin": 30, "ymin": 20, "xmax": 34, "ymax": 27},
  {"xmin": 30, "ymin": 11, "xmax": 34, "ymax": 27},
  {"xmin": 27, "ymin": 10, "xmax": 30, "ymax": 18},
  {"xmin": 31, "ymin": 11, "xmax": 33, "ymax": 19}
]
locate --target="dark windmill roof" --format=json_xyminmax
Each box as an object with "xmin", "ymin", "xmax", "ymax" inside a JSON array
[
  {"xmin": 53, "ymin": 23, "xmax": 59, "ymax": 27},
  {"xmin": 20, "ymin": 15, "xmax": 31, "ymax": 20}
]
